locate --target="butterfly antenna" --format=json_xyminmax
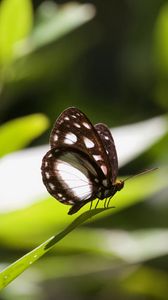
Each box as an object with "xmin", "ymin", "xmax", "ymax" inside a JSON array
[{"xmin": 123, "ymin": 167, "xmax": 158, "ymax": 182}]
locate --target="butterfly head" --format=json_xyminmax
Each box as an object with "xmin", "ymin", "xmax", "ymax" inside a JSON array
[
  {"xmin": 114, "ymin": 179, "xmax": 124, "ymax": 191},
  {"xmin": 95, "ymin": 178, "xmax": 124, "ymax": 200}
]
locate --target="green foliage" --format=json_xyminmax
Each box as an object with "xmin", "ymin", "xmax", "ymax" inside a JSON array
[
  {"xmin": 0, "ymin": 208, "xmax": 110, "ymax": 289},
  {"xmin": 0, "ymin": 0, "xmax": 168, "ymax": 298},
  {"xmin": 28, "ymin": 2, "xmax": 95, "ymax": 52},
  {"xmin": 155, "ymin": 3, "xmax": 168, "ymax": 74},
  {"xmin": 154, "ymin": 3, "xmax": 168, "ymax": 110},
  {"xmin": 0, "ymin": 114, "xmax": 49, "ymax": 157},
  {"xmin": 0, "ymin": 0, "xmax": 33, "ymax": 64}
]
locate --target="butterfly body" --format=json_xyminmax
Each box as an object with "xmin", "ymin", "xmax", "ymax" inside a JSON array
[{"xmin": 41, "ymin": 107, "xmax": 124, "ymax": 214}]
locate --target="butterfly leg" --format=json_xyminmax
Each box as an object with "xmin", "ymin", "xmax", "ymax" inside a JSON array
[
  {"xmin": 90, "ymin": 201, "xmax": 93, "ymax": 210},
  {"xmin": 104, "ymin": 198, "xmax": 108, "ymax": 208},
  {"xmin": 106, "ymin": 196, "xmax": 115, "ymax": 209},
  {"xmin": 106, "ymin": 196, "xmax": 112, "ymax": 208},
  {"xmin": 95, "ymin": 199, "xmax": 100, "ymax": 209}
]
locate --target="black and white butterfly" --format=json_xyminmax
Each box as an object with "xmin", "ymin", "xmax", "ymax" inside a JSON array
[{"xmin": 41, "ymin": 107, "xmax": 124, "ymax": 214}]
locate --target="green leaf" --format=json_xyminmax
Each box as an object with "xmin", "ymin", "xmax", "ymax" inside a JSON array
[
  {"xmin": 0, "ymin": 207, "xmax": 110, "ymax": 290},
  {"xmin": 154, "ymin": 3, "xmax": 168, "ymax": 73},
  {"xmin": 25, "ymin": 2, "xmax": 95, "ymax": 53},
  {"xmin": 0, "ymin": 0, "xmax": 33, "ymax": 64},
  {"xmin": 0, "ymin": 114, "xmax": 49, "ymax": 157}
]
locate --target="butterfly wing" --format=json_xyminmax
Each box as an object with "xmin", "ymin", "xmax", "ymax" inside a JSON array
[
  {"xmin": 41, "ymin": 146, "xmax": 106, "ymax": 207},
  {"xmin": 49, "ymin": 107, "xmax": 112, "ymax": 178},
  {"xmin": 95, "ymin": 123, "xmax": 118, "ymax": 183}
]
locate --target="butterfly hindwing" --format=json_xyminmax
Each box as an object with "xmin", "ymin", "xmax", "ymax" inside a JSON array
[
  {"xmin": 49, "ymin": 107, "xmax": 112, "ymax": 178},
  {"xmin": 95, "ymin": 123, "xmax": 118, "ymax": 183},
  {"xmin": 41, "ymin": 146, "xmax": 106, "ymax": 205}
]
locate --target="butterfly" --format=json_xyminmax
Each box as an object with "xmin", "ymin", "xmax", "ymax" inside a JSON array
[{"xmin": 41, "ymin": 107, "xmax": 124, "ymax": 215}]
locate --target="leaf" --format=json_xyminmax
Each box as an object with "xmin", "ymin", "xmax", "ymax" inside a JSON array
[
  {"xmin": 0, "ymin": 207, "xmax": 110, "ymax": 290},
  {"xmin": 0, "ymin": 114, "xmax": 49, "ymax": 157},
  {"xmin": 0, "ymin": 0, "xmax": 33, "ymax": 64},
  {"xmin": 154, "ymin": 3, "xmax": 168, "ymax": 74},
  {"xmin": 112, "ymin": 115, "xmax": 168, "ymax": 167},
  {"xmin": 22, "ymin": 2, "xmax": 95, "ymax": 54}
]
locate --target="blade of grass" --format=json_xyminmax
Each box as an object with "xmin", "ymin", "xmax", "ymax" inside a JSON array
[{"xmin": 0, "ymin": 207, "xmax": 110, "ymax": 290}]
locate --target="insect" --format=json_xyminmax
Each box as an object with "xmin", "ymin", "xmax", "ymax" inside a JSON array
[{"xmin": 41, "ymin": 107, "xmax": 126, "ymax": 215}]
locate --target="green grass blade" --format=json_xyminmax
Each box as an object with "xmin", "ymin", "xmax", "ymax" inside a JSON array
[{"xmin": 0, "ymin": 207, "xmax": 109, "ymax": 289}]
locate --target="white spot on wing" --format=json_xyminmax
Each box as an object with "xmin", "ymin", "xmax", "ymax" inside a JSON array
[
  {"xmin": 83, "ymin": 122, "xmax": 91, "ymax": 129},
  {"xmin": 45, "ymin": 172, "xmax": 50, "ymax": 179},
  {"xmin": 101, "ymin": 165, "xmax": 107, "ymax": 175},
  {"xmin": 74, "ymin": 123, "xmax": 81, "ymax": 128},
  {"xmin": 54, "ymin": 135, "xmax": 58, "ymax": 141},
  {"xmin": 105, "ymin": 136, "xmax": 109, "ymax": 140},
  {"xmin": 93, "ymin": 155, "xmax": 102, "ymax": 161},
  {"xmin": 65, "ymin": 117, "xmax": 69, "ymax": 120},
  {"xmin": 69, "ymin": 200, "xmax": 75, "ymax": 204},
  {"xmin": 49, "ymin": 183, "xmax": 55, "ymax": 190},
  {"xmin": 64, "ymin": 133, "xmax": 77, "ymax": 144},
  {"xmin": 84, "ymin": 137, "xmax": 94, "ymax": 148}
]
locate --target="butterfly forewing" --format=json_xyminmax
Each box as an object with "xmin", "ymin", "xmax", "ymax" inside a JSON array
[
  {"xmin": 95, "ymin": 123, "xmax": 118, "ymax": 183},
  {"xmin": 49, "ymin": 107, "xmax": 112, "ymax": 178},
  {"xmin": 41, "ymin": 146, "xmax": 106, "ymax": 205}
]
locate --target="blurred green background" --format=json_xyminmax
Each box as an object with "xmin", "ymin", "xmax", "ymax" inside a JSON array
[{"xmin": 0, "ymin": 0, "xmax": 168, "ymax": 299}]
